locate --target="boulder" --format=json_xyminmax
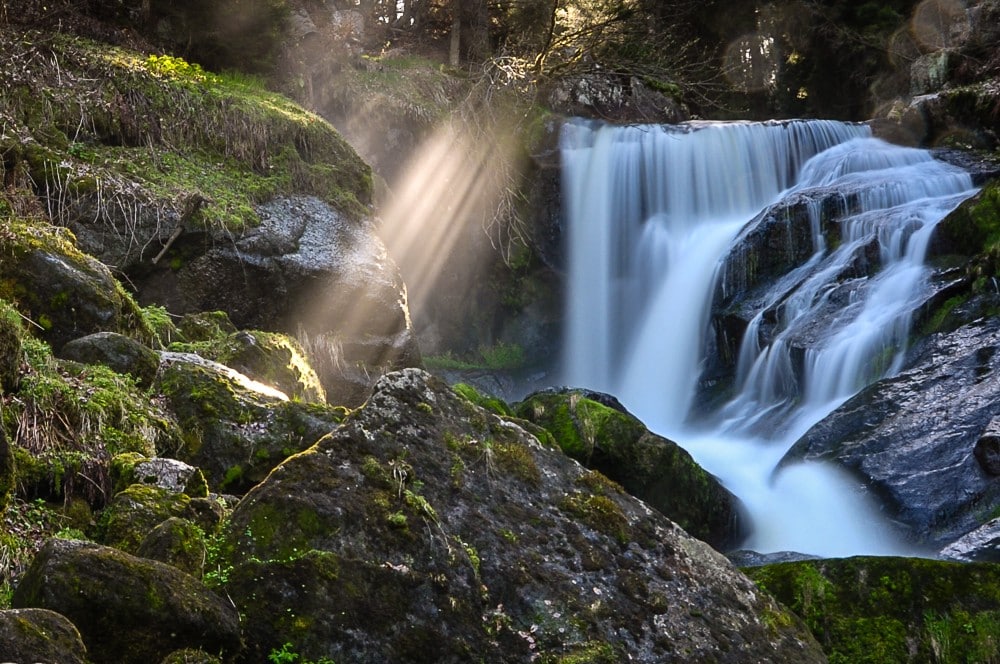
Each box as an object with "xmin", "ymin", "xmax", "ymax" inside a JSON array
[
  {"xmin": 160, "ymin": 650, "xmax": 223, "ymax": 664},
  {"xmin": 783, "ymin": 315, "xmax": 1000, "ymax": 550},
  {"xmin": 0, "ymin": 219, "xmax": 151, "ymax": 351},
  {"xmin": 137, "ymin": 516, "xmax": 208, "ymax": 578},
  {"xmin": 95, "ymin": 484, "xmax": 194, "ymax": 554},
  {"xmin": 940, "ymin": 517, "xmax": 1000, "ymax": 562},
  {"xmin": 221, "ymin": 368, "xmax": 824, "ymax": 663},
  {"xmin": 975, "ymin": 417, "xmax": 1000, "ymax": 475},
  {"xmin": 514, "ymin": 388, "xmax": 747, "ymax": 550},
  {"xmin": 746, "ymin": 556, "xmax": 1000, "ymax": 663},
  {"xmin": 154, "ymin": 351, "xmax": 344, "ymax": 492},
  {"xmin": 0, "ymin": 607, "xmax": 89, "ymax": 664},
  {"xmin": 59, "ymin": 331, "xmax": 160, "ymax": 388},
  {"xmin": 11, "ymin": 538, "xmax": 241, "ymax": 664}
]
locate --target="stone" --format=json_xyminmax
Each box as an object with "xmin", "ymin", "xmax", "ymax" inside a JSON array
[
  {"xmin": 220, "ymin": 368, "xmax": 823, "ymax": 663},
  {"xmin": 0, "ymin": 607, "xmax": 89, "ymax": 664},
  {"xmin": 132, "ymin": 457, "xmax": 208, "ymax": 497},
  {"xmin": 59, "ymin": 331, "xmax": 160, "ymax": 388},
  {"xmin": 940, "ymin": 517, "xmax": 1000, "ymax": 562},
  {"xmin": 137, "ymin": 516, "xmax": 208, "ymax": 578},
  {"xmin": 974, "ymin": 417, "xmax": 1000, "ymax": 475},
  {"xmin": 11, "ymin": 538, "xmax": 241, "ymax": 664},
  {"xmin": 96, "ymin": 484, "xmax": 193, "ymax": 554}
]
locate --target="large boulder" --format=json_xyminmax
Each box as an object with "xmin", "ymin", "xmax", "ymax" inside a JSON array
[
  {"xmin": 746, "ymin": 556, "xmax": 1000, "ymax": 663},
  {"xmin": 514, "ymin": 388, "xmax": 747, "ymax": 550},
  {"xmin": 0, "ymin": 607, "xmax": 89, "ymax": 664},
  {"xmin": 11, "ymin": 538, "xmax": 242, "ymax": 664},
  {"xmin": 59, "ymin": 331, "xmax": 161, "ymax": 388},
  {"xmin": 783, "ymin": 314, "xmax": 1000, "ymax": 552},
  {"xmin": 220, "ymin": 368, "xmax": 824, "ymax": 663}
]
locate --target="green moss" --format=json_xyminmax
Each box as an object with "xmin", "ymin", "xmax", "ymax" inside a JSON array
[
  {"xmin": 936, "ymin": 180, "xmax": 1000, "ymax": 281},
  {"xmin": 552, "ymin": 641, "xmax": 619, "ymax": 664},
  {"xmin": 559, "ymin": 493, "xmax": 630, "ymax": 545},
  {"xmin": 746, "ymin": 556, "xmax": 1000, "ymax": 663},
  {"xmin": 452, "ymin": 383, "xmax": 513, "ymax": 417}
]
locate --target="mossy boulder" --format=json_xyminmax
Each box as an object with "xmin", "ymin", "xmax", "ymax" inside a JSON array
[
  {"xmin": 170, "ymin": 328, "xmax": 326, "ymax": 404},
  {"xmin": 154, "ymin": 352, "xmax": 344, "ymax": 492},
  {"xmin": 930, "ymin": 178, "xmax": 1000, "ymax": 282},
  {"xmin": 59, "ymin": 331, "xmax": 161, "ymax": 388},
  {"xmin": 95, "ymin": 484, "xmax": 193, "ymax": 554},
  {"xmin": 515, "ymin": 388, "xmax": 746, "ymax": 550},
  {"xmin": 746, "ymin": 556, "xmax": 1000, "ymax": 664},
  {"xmin": 12, "ymin": 538, "xmax": 241, "ymax": 664},
  {"xmin": 0, "ymin": 607, "xmax": 89, "ymax": 664},
  {"xmin": 137, "ymin": 516, "xmax": 208, "ymax": 578},
  {"xmin": 219, "ymin": 368, "xmax": 823, "ymax": 663},
  {"xmin": 0, "ymin": 218, "xmax": 152, "ymax": 351},
  {"xmin": 160, "ymin": 649, "xmax": 223, "ymax": 664}
]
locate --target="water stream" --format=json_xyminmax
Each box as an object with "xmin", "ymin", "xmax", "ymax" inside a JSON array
[{"xmin": 560, "ymin": 119, "xmax": 978, "ymax": 556}]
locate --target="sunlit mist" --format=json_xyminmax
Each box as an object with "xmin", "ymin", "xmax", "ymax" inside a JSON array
[{"xmin": 376, "ymin": 119, "xmax": 521, "ymax": 340}]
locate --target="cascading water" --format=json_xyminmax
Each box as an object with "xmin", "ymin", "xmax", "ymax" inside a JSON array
[{"xmin": 560, "ymin": 119, "xmax": 979, "ymax": 556}]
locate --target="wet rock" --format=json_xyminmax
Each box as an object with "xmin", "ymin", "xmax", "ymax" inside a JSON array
[
  {"xmin": 221, "ymin": 368, "xmax": 822, "ymax": 663},
  {"xmin": 940, "ymin": 517, "xmax": 1000, "ymax": 562},
  {"xmin": 784, "ymin": 316, "xmax": 1000, "ymax": 549},
  {"xmin": 975, "ymin": 417, "xmax": 1000, "ymax": 475},
  {"xmin": 11, "ymin": 538, "xmax": 241, "ymax": 664},
  {"xmin": 746, "ymin": 556, "xmax": 1000, "ymax": 663},
  {"xmin": 0, "ymin": 607, "xmax": 89, "ymax": 664},
  {"xmin": 59, "ymin": 331, "xmax": 160, "ymax": 388},
  {"xmin": 514, "ymin": 388, "xmax": 747, "ymax": 550}
]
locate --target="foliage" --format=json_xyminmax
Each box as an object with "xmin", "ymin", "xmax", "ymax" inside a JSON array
[
  {"xmin": 0, "ymin": 498, "xmax": 67, "ymax": 608},
  {"xmin": 267, "ymin": 642, "xmax": 335, "ymax": 664},
  {"xmin": 425, "ymin": 342, "xmax": 526, "ymax": 372}
]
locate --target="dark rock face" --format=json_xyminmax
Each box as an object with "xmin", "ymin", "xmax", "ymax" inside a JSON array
[
  {"xmin": 11, "ymin": 538, "xmax": 241, "ymax": 664},
  {"xmin": 59, "ymin": 331, "xmax": 160, "ymax": 388},
  {"xmin": 222, "ymin": 368, "xmax": 824, "ymax": 663},
  {"xmin": 975, "ymin": 418, "xmax": 1000, "ymax": 475},
  {"xmin": 514, "ymin": 388, "xmax": 747, "ymax": 550},
  {"xmin": 0, "ymin": 607, "xmax": 89, "ymax": 664},
  {"xmin": 940, "ymin": 518, "xmax": 1000, "ymax": 562},
  {"xmin": 784, "ymin": 315, "xmax": 1000, "ymax": 551}
]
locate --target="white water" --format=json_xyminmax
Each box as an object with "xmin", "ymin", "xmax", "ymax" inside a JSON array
[{"xmin": 561, "ymin": 120, "xmax": 978, "ymax": 556}]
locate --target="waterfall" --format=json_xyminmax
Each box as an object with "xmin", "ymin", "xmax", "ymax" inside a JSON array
[{"xmin": 561, "ymin": 119, "xmax": 978, "ymax": 556}]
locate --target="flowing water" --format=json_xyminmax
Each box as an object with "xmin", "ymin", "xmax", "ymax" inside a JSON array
[{"xmin": 560, "ymin": 119, "xmax": 978, "ymax": 556}]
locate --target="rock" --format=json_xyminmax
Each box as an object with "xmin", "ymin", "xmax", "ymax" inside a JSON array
[
  {"xmin": 96, "ymin": 484, "xmax": 193, "ymax": 554},
  {"xmin": 160, "ymin": 649, "xmax": 223, "ymax": 664},
  {"xmin": 911, "ymin": 50, "xmax": 956, "ymax": 95},
  {"xmin": 547, "ymin": 74, "xmax": 687, "ymax": 124},
  {"xmin": 975, "ymin": 417, "xmax": 1000, "ymax": 475},
  {"xmin": 154, "ymin": 352, "xmax": 344, "ymax": 492},
  {"xmin": 168, "ymin": 196, "xmax": 420, "ymax": 406},
  {"xmin": 514, "ymin": 388, "xmax": 747, "ymax": 550},
  {"xmin": 940, "ymin": 517, "xmax": 1000, "ymax": 562},
  {"xmin": 137, "ymin": 516, "xmax": 208, "ymax": 578},
  {"xmin": 0, "ymin": 219, "xmax": 152, "ymax": 351},
  {"xmin": 746, "ymin": 556, "xmax": 1000, "ymax": 663},
  {"xmin": 59, "ymin": 331, "xmax": 160, "ymax": 388},
  {"xmin": 11, "ymin": 538, "xmax": 241, "ymax": 664},
  {"xmin": 783, "ymin": 315, "xmax": 1000, "ymax": 549},
  {"xmin": 172, "ymin": 328, "xmax": 327, "ymax": 404},
  {"xmin": 221, "ymin": 368, "xmax": 822, "ymax": 663},
  {"xmin": 132, "ymin": 457, "xmax": 209, "ymax": 497},
  {"xmin": 0, "ymin": 607, "xmax": 89, "ymax": 664}
]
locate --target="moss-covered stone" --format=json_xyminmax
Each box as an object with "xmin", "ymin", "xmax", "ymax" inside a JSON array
[
  {"xmin": 933, "ymin": 179, "xmax": 1000, "ymax": 282},
  {"xmin": 59, "ymin": 331, "xmax": 160, "ymax": 388},
  {"xmin": 0, "ymin": 607, "xmax": 89, "ymax": 664},
  {"xmin": 11, "ymin": 538, "xmax": 241, "ymax": 664},
  {"xmin": 746, "ymin": 556, "xmax": 1000, "ymax": 664},
  {"xmin": 159, "ymin": 648, "xmax": 223, "ymax": 664},
  {"xmin": 0, "ymin": 298, "xmax": 25, "ymax": 393},
  {"xmin": 515, "ymin": 389, "xmax": 745, "ymax": 549},
  {"xmin": 95, "ymin": 484, "xmax": 192, "ymax": 554},
  {"xmin": 137, "ymin": 516, "xmax": 208, "ymax": 578},
  {"xmin": 452, "ymin": 382, "xmax": 514, "ymax": 417}
]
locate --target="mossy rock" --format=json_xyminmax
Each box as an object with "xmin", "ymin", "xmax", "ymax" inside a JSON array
[
  {"xmin": 746, "ymin": 556, "xmax": 1000, "ymax": 664},
  {"xmin": 59, "ymin": 331, "xmax": 161, "ymax": 388},
  {"xmin": 514, "ymin": 389, "xmax": 746, "ymax": 549},
  {"xmin": 137, "ymin": 517, "xmax": 208, "ymax": 578},
  {"xmin": 177, "ymin": 312, "xmax": 238, "ymax": 343},
  {"xmin": 170, "ymin": 329, "xmax": 326, "ymax": 403},
  {"xmin": 0, "ymin": 607, "xmax": 89, "ymax": 664},
  {"xmin": 159, "ymin": 649, "xmax": 223, "ymax": 664},
  {"xmin": 154, "ymin": 354, "xmax": 343, "ymax": 492},
  {"xmin": 11, "ymin": 538, "xmax": 241, "ymax": 664},
  {"xmin": 452, "ymin": 382, "xmax": 513, "ymax": 417},
  {"xmin": 0, "ymin": 218, "xmax": 153, "ymax": 351},
  {"xmin": 95, "ymin": 484, "xmax": 193, "ymax": 554},
  {"xmin": 932, "ymin": 179, "xmax": 1000, "ymax": 281}
]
